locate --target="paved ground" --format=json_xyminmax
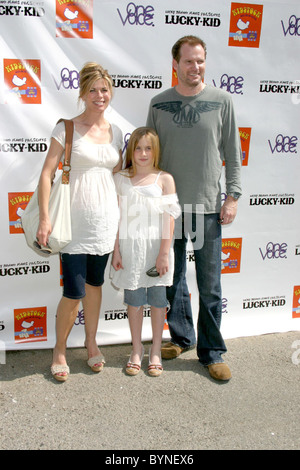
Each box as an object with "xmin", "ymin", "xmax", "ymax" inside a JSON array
[{"xmin": 0, "ymin": 331, "xmax": 299, "ymax": 451}]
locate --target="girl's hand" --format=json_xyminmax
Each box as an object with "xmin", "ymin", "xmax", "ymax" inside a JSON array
[{"xmin": 156, "ymin": 253, "xmax": 169, "ymax": 277}]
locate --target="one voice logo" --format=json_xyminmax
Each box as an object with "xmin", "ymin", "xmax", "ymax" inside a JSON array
[
  {"xmin": 281, "ymin": 14, "xmax": 300, "ymax": 37},
  {"xmin": 268, "ymin": 134, "xmax": 298, "ymax": 155},
  {"xmin": 117, "ymin": 3, "xmax": 154, "ymax": 26},
  {"xmin": 259, "ymin": 242, "xmax": 287, "ymax": 260}
]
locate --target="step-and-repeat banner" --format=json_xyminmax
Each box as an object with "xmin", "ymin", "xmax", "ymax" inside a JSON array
[{"xmin": 1, "ymin": 0, "xmax": 299, "ymax": 351}]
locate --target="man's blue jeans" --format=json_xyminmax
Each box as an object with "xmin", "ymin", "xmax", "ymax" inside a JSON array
[{"xmin": 166, "ymin": 213, "xmax": 227, "ymax": 366}]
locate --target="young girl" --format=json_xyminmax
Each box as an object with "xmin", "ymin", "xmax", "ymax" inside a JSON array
[{"xmin": 111, "ymin": 127, "xmax": 181, "ymax": 376}]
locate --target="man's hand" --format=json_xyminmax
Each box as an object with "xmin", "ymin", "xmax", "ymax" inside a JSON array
[{"xmin": 219, "ymin": 195, "xmax": 238, "ymax": 225}]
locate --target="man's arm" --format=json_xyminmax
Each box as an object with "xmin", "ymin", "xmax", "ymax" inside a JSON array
[{"xmin": 221, "ymin": 96, "xmax": 242, "ymax": 224}]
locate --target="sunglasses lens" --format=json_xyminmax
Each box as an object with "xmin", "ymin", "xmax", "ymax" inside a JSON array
[
  {"xmin": 146, "ymin": 266, "xmax": 159, "ymax": 277},
  {"xmin": 33, "ymin": 240, "xmax": 52, "ymax": 254}
]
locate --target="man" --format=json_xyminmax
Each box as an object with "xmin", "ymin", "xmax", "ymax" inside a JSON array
[{"xmin": 146, "ymin": 36, "xmax": 242, "ymax": 381}]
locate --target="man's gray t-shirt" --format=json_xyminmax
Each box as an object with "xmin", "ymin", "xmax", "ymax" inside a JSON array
[{"xmin": 146, "ymin": 84, "xmax": 242, "ymax": 214}]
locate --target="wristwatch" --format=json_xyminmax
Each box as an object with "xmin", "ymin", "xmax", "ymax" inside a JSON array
[{"xmin": 227, "ymin": 192, "xmax": 241, "ymax": 200}]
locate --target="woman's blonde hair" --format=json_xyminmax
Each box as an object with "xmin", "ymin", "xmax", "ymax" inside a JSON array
[
  {"xmin": 125, "ymin": 127, "xmax": 160, "ymax": 177},
  {"xmin": 78, "ymin": 62, "xmax": 113, "ymax": 101}
]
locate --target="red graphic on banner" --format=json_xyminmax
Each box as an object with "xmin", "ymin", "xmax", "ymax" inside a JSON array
[
  {"xmin": 60, "ymin": 258, "xmax": 64, "ymax": 287},
  {"xmin": 221, "ymin": 238, "xmax": 242, "ymax": 274},
  {"xmin": 292, "ymin": 286, "xmax": 300, "ymax": 319},
  {"xmin": 4, "ymin": 59, "xmax": 41, "ymax": 104},
  {"xmin": 163, "ymin": 310, "xmax": 169, "ymax": 331},
  {"xmin": 172, "ymin": 67, "xmax": 178, "ymax": 87},
  {"xmin": 14, "ymin": 307, "xmax": 47, "ymax": 344},
  {"xmin": 228, "ymin": 3, "xmax": 263, "ymax": 48},
  {"xmin": 239, "ymin": 127, "xmax": 251, "ymax": 166},
  {"xmin": 56, "ymin": 0, "xmax": 93, "ymax": 38},
  {"xmin": 8, "ymin": 192, "xmax": 33, "ymax": 234}
]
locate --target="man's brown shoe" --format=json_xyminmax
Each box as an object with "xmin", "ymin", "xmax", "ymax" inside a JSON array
[
  {"xmin": 208, "ymin": 363, "xmax": 232, "ymax": 381},
  {"xmin": 161, "ymin": 342, "xmax": 184, "ymax": 359}
]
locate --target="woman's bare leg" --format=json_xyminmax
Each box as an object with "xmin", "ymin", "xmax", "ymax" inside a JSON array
[
  {"xmin": 82, "ymin": 283, "xmax": 103, "ymax": 359},
  {"xmin": 52, "ymin": 296, "xmax": 80, "ymax": 373}
]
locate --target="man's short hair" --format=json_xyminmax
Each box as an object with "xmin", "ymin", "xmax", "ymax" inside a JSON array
[{"xmin": 172, "ymin": 36, "xmax": 207, "ymax": 62}]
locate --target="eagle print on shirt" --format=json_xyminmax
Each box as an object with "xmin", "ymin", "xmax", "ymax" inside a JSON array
[{"xmin": 152, "ymin": 100, "xmax": 222, "ymax": 128}]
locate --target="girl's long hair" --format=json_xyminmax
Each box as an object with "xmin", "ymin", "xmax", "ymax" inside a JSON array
[{"xmin": 125, "ymin": 127, "xmax": 160, "ymax": 177}]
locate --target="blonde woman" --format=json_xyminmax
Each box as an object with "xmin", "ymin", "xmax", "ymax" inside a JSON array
[
  {"xmin": 111, "ymin": 127, "xmax": 181, "ymax": 376},
  {"xmin": 37, "ymin": 63, "xmax": 123, "ymax": 381}
]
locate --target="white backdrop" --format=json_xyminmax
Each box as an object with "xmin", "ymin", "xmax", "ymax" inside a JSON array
[{"xmin": 1, "ymin": 0, "xmax": 300, "ymax": 351}]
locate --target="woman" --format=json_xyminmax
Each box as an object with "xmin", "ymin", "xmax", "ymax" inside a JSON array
[{"xmin": 37, "ymin": 62, "xmax": 122, "ymax": 381}]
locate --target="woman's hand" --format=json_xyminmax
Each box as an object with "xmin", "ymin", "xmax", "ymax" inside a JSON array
[
  {"xmin": 112, "ymin": 249, "xmax": 123, "ymax": 271},
  {"xmin": 36, "ymin": 217, "xmax": 52, "ymax": 247}
]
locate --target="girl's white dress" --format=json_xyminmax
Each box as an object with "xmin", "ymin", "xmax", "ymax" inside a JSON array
[
  {"xmin": 51, "ymin": 120, "xmax": 122, "ymax": 255},
  {"xmin": 111, "ymin": 170, "xmax": 181, "ymax": 290}
]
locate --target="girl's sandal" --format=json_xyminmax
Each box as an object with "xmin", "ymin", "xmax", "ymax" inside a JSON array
[
  {"xmin": 51, "ymin": 364, "xmax": 70, "ymax": 382},
  {"xmin": 148, "ymin": 348, "xmax": 163, "ymax": 377},
  {"xmin": 87, "ymin": 354, "xmax": 105, "ymax": 373},
  {"xmin": 148, "ymin": 363, "xmax": 163, "ymax": 377},
  {"xmin": 126, "ymin": 361, "xmax": 141, "ymax": 376},
  {"xmin": 126, "ymin": 346, "xmax": 144, "ymax": 376}
]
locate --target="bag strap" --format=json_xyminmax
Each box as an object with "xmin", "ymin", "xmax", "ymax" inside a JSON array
[{"xmin": 57, "ymin": 119, "xmax": 74, "ymax": 185}]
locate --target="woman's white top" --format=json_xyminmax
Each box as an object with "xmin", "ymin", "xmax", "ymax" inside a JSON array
[
  {"xmin": 51, "ymin": 120, "xmax": 122, "ymax": 255},
  {"xmin": 111, "ymin": 170, "xmax": 181, "ymax": 290}
]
